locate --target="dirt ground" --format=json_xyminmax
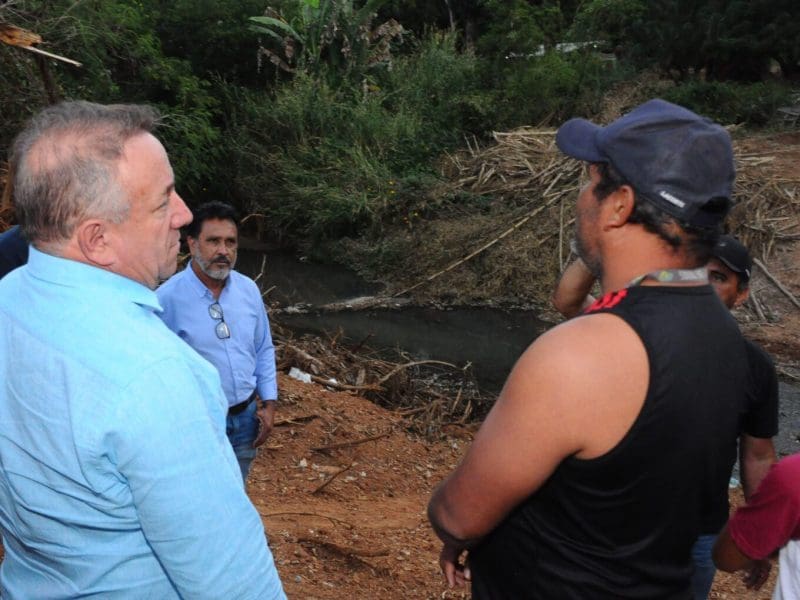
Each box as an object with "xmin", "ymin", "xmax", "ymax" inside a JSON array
[{"xmin": 249, "ymin": 374, "xmax": 471, "ymax": 599}]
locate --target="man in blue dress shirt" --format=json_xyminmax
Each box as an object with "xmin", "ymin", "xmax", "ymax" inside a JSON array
[
  {"xmin": 0, "ymin": 101, "xmax": 286, "ymax": 599},
  {"xmin": 157, "ymin": 201, "xmax": 278, "ymax": 483}
]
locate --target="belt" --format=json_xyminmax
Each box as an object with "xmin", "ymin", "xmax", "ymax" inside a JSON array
[{"xmin": 228, "ymin": 391, "xmax": 258, "ymax": 416}]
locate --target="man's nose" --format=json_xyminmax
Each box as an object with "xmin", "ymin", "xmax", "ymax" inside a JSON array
[{"xmin": 171, "ymin": 192, "xmax": 192, "ymax": 228}]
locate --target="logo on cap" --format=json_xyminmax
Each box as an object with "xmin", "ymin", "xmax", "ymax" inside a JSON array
[{"xmin": 658, "ymin": 190, "xmax": 686, "ymax": 209}]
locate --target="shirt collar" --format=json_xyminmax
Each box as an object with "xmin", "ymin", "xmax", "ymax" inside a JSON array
[{"xmin": 27, "ymin": 246, "xmax": 161, "ymax": 311}]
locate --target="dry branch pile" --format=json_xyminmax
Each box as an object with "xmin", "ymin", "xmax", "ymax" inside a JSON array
[
  {"xmin": 386, "ymin": 125, "xmax": 800, "ymax": 317},
  {"xmin": 272, "ymin": 323, "xmax": 488, "ymax": 436},
  {"xmin": 728, "ymin": 136, "xmax": 800, "ymax": 257},
  {"xmin": 448, "ymin": 126, "xmax": 800, "ymax": 259}
]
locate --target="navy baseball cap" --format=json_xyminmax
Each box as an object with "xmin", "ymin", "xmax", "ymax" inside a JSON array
[
  {"xmin": 712, "ymin": 235, "xmax": 752, "ymax": 283},
  {"xmin": 556, "ymin": 99, "xmax": 735, "ymax": 229}
]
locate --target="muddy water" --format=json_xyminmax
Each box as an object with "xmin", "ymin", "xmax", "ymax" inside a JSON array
[
  {"xmin": 239, "ymin": 251, "xmax": 550, "ymax": 391},
  {"xmin": 278, "ymin": 306, "xmax": 548, "ymax": 390},
  {"xmin": 240, "ymin": 251, "xmax": 800, "ymax": 458}
]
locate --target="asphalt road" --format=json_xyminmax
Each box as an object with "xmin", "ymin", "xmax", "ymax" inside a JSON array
[
  {"xmin": 776, "ymin": 382, "xmax": 800, "ymax": 458},
  {"xmin": 728, "ymin": 382, "xmax": 798, "ymax": 483}
]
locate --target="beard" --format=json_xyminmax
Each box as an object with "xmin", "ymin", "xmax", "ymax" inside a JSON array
[
  {"xmin": 195, "ymin": 253, "xmax": 235, "ymax": 281},
  {"xmin": 575, "ymin": 231, "xmax": 603, "ymax": 280}
]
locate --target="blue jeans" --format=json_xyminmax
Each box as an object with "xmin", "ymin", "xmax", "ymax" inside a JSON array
[
  {"xmin": 226, "ymin": 400, "xmax": 258, "ymax": 485},
  {"xmin": 691, "ymin": 534, "xmax": 717, "ymax": 600}
]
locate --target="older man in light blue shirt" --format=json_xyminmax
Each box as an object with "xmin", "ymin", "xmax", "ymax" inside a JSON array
[
  {"xmin": 158, "ymin": 201, "xmax": 278, "ymax": 482},
  {"xmin": 0, "ymin": 102, "xmax": 285, "ymax": 599}
]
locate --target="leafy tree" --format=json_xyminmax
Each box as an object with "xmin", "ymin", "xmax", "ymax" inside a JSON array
[
  {"xmin": 574, "ymin": 0, "xmax": 800, "ymax": 82},
  {"xmin": 1, "ymin": 1, "xmax": 222, "ymax": 200},
  {"xmin": 155, "ymin": 0, "xmax": 268, "ymax": 87},
  {"xmin": 711, "ymin": 0, "xmax": 800, "ymax": 81},
  {"xmin": 476, "ymin": 0, "xmax": 549, "ymax": 61},
  {"xmin": 378, "ymin": 1, "xmax": 453, "ymax": 37},
  {"xmin": 571, "ymin": 0, "xmax": 647, "ymax": 53}
]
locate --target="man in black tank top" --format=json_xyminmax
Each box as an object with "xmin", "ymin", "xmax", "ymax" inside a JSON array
[
  {"xmin": 552, "ymin": 235, "xmax": 779, "ymax": 598},
  {"xmin": 428, "ymin": 99, "xmax": 744, "ymax": 599}
]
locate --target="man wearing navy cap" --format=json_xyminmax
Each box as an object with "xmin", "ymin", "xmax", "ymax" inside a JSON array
[
  {"xmin": 428, "ymin": 99, "xmax": 749, "ymax": 598},
  {"xmin": 552, "ymin": 233, "xmax": 779, "ymax": 598}
]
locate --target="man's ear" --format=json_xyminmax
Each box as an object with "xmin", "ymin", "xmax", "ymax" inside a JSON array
[
  {"xmin": 604, "ymin": 184, "xmax": 635, "ymax": 229},
  {"xmin": 186, "ymin": 235, "xmax": 197, "ymax": 255},
  {"xmin": 75, "ymin": 219, "xmax": 115, "ymax": 267}
]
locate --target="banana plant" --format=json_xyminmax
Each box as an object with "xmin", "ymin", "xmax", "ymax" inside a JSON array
[{"xmin": 250, "ymin": 0, "xmax": 398, "ymax": 78}]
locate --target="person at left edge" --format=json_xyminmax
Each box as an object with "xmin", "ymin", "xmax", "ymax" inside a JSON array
[
  {"xmin": 0, "ymin": 225, "xmax": 28, "ymax": 279},
  {"xmin": 157, "ymin": 200, "xmax": 278, "ymax": 484},
  {"xmin": 0, "ymin": 101, "xmax": 286, "ymax": 599}
]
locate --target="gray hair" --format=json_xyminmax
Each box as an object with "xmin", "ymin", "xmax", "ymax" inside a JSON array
[{"xmin": 10, "ymin": 101, "xmax": 160, "ymax": 247}]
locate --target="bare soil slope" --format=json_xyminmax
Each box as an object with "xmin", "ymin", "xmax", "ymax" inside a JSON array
[{"xmin": 252, "ymin": 373, "xmax": 474, "ymax": 599}]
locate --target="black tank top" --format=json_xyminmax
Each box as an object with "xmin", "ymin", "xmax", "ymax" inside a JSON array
[{"xmin": 469, "ymin": 285, "xmax": 747, "ymax": 599}]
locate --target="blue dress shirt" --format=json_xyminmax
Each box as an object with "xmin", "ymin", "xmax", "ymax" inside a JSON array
[
  {"xmin": 156, "ymin": 262, "xmax": 277, "ymax": 405},
  {"xmin": 0, "ymin": 247, "xmax": 285, "ymax": 599}
]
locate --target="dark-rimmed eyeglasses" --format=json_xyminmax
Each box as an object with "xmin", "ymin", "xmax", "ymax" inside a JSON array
[{"xmin": 208, "ymin": 302, "xmax": 231, "ymax": 339}]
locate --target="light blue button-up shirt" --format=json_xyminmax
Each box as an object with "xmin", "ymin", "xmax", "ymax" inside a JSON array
[
  {"xmin": 156, "ymin": 262, "xmax": 277, "ymax": 405},
  {"xmin": 0, "ymin": 247, "xmax": 285, "ymax": 599}
]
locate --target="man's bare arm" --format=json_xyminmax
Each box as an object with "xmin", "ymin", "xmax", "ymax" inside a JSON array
[
  {"xmin": 712, "ymin": 525, "xmax": 771, "ymax": 589},
  {"xmin": 428, "ymin": 313, "xmax": 648, "ymax": 551},
  {"xmin": 552, "ymin": 257, "xmax": 596, "ymax": 318},
  {"xmin": 740, "ymin": 434, "xmax": 777, "ymax": 500},
  {"xmin": 713, "ymin": 525, "xmax": 755, "ymax": 572}
]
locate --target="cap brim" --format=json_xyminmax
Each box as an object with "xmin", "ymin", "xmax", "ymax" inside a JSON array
[
  {"xmin": 556, "ymin": 118, "xmax": 606, "ymax": 162},
  {"xmin": 715, "ymin": 255, "xmax": 745, "ymax": 275}
]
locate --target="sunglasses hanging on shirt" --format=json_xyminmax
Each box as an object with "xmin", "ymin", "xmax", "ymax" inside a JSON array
[{"xmin": 208, "ymin": 302, "xmax": 231, "ymax": 339}]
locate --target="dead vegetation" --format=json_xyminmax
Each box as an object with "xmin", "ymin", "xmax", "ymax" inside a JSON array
[
  {"xmin": 380, "ymin": 126, "xmax": 800, "ymax": 310},
  {"xmin": 273, "ymin": 324, "xmax": 488, "ymax": 437}
]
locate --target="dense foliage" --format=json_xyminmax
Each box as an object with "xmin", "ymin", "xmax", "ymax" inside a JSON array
[{"xmin": 1, "ymin": 0, "xmax": 797, "ymax": 249}]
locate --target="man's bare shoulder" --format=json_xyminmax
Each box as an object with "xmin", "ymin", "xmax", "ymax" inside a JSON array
[
  {"xmin": 516, "ymin": 311, "xmax": 641, "ymax": 377},
  {"xmin": 501, "ymin": 312, "xmax": 649, "ymax": 459},
  {"xmin": 425, "ymin": 312, "xmax": 650, "ymax": 545}
]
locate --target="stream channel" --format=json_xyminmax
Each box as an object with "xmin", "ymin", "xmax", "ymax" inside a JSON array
[
  {"xmin": 240, "ymin": 250, "xmax": 800, "ymax": 460},
  {"xmin": 239, "ymin": 250, "xmax": 551, "ymax": 392}
]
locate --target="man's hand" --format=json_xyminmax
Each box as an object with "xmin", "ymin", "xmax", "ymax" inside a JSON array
[
  {"xmin": 552, "ymin": 257, "xmax": 597, "ymax": 318},
  {"xmin": 742, "ymin": 558, "xmax": 771, "ymax": 590},
  {"xmin": 253, "ymin": 400, "xmax": 276, "ymax": 448},
  {"xmin": 439, "ymin": 542, "xmax": 471, "ymax": 589}
]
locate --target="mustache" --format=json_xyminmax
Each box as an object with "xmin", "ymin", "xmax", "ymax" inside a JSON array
[{"xmin": 211, "ymin": 256, "xmax": 231, "ymax": 265}]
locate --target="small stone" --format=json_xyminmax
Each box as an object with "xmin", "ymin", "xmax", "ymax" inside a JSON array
[{"xmin": 294, "ymin": 575, "xmax": 302, "ymax": 583}]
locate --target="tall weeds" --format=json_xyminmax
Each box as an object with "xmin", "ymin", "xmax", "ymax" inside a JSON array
[{"xmin": 226, "ymin": 34, "xmax": 489, "ymax": 243}]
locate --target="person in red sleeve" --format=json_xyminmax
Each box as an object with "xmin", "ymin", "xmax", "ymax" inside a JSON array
[{"xmin": 713, "ymin": 454, "xmax": 800, "ymax": 599}]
